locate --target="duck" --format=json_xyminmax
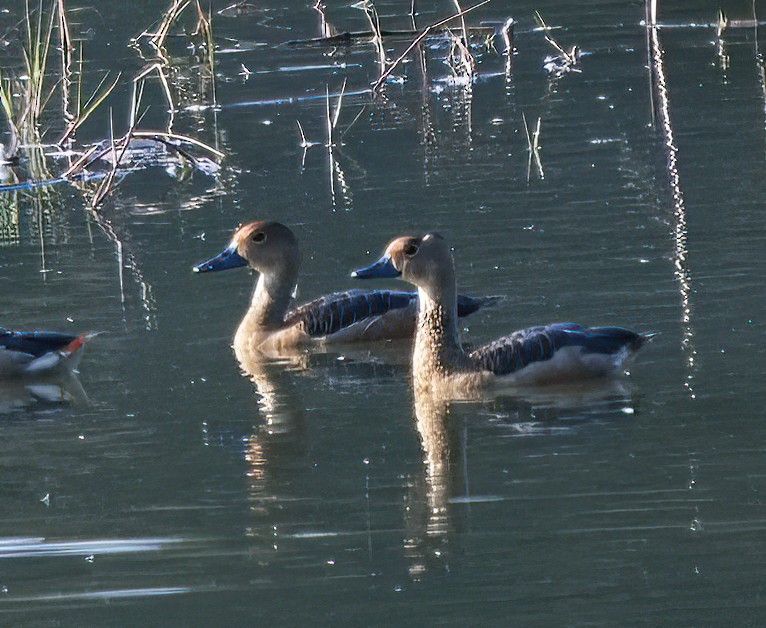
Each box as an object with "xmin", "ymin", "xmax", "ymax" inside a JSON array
[
  {"xmin": 192, "ymin": 221, "xmax": 499, "ymax": 358},
  {"xmin": 352, "ymin": 232, "xmax": 652, "ymax": 394},
  {"xmin": 0, "ymin": 327, "xmax": 93, "ymax": 379}
]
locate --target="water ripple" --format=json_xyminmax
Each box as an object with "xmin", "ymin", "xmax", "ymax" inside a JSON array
[{"xmin": 0, "ymin": 537, "xmax": 184, "ymax": 559}]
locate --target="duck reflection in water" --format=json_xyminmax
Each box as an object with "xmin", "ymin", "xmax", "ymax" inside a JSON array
[
  {"xmin": 403, "ymin": 378, "xmax": 638, "ymax": 580},
  {"xmin": 404, "ymin": 389, "xmax": 453, "ymax": 580},
  {"xmin": 0, "ymin": 374, "xmax": 88, "ymax": 415}
]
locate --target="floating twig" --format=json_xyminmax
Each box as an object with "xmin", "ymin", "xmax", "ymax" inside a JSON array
[{"xmin": 534, "ymin": 11, "xmax": 580, "ymax": 76}]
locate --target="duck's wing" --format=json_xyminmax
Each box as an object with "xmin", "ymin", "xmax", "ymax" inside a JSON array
[
  {"xmin": 0, "ymin": 328, "xmax": 90, "ymax": 376},
  {"xmin": 469, "ymin": 323, "xmax": 647, "ymax": 377},
  {"xmin": 284, "ymin": 290, "xmax": 503, "ymax": 342},
  {"xmin": 0, "ymin": 328, "xmax": 80, "ymax": 358},
  {"xmin": 284, "ymin": 289, "xmax": 418, "ymax": 340}
]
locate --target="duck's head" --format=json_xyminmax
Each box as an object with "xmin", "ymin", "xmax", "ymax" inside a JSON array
[
  {"xmin": 352, "ymin": 232, "xmax": 454, "ymax": 291},
  {"xmin": 193, "ymin": 221, "xmax": 301, "ymax": 277}
]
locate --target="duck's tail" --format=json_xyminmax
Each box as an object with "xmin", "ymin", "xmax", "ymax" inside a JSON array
[
  {"xmin": 26, "ymin": 332, "xmax": 99, "ymax": 375},
  {"xmin": 633, "ymin": 331, "xmax": 660, "ymax": 352},
  {"xmin": 456, "ymin": 294, "xmax": 505, "ymax": 318}
]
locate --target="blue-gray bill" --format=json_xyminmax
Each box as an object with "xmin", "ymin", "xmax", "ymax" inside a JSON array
[
  {"xmin": 193, "ymin": 246, "xmax": 248, "ymax": 273},
  {"xmin": 350, "ymin": 255, "xmax": 401, "ymax": 279}
]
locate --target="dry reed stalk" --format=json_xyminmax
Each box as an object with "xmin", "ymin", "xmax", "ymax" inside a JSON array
[
  {"xmin": 352, "ymin": 0, "xmax": 386, "ymax": 76},
  {"xmin": 131, "ymin": 130, "xmax": 224, "ymax": 159},
  {"xmin": 151, "ymin": 0, "xmax": 192, "ymax": 50},
  {"xmin": 23, "ymin": 0, "xmax": 56, "ymax": 124},
  {"xmin": 58, "ymin": 71, "xmax": 122, "ymax": 144},
  {"xmin": 56, "ymin": 0, "xmax": 72, "ymax": 69},
  {"xmin": 372, "ymin": 0, "xmax": 490, "ymax": 92},
  {"xmin": 500, "ymin": 17, "xmax": 514, "ymax": 55},
  {"xmin": 56, "ymin": 0, "xmax": 74, "ymax": 124},
  {"xmin": 534, "ymin": 11, "xmax": 579, "ymax": 71},
  {"xmin": 451, "ymin": 0, "xmax": 469, "ymax": 46},
  {"xmin": 522, "ymin": 113, "xmax": 543, "ymax": 181}
]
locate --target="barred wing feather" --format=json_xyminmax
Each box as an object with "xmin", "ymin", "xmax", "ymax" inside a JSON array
[{"xmin": 470, "ymin": 323, "xmax": 646, "ymax": 376}]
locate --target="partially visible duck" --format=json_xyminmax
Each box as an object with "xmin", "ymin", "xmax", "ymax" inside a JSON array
[
  {"xmin": 193, "ymin": 221, "xmax": 498, "ymax": 359},
  {"xmin": 0, "ymin": 327, "xmax": 93, "ymax": 379},
  {"xmin": 352, "ymin": 232, "xmax": 652, "ymax": 395}
]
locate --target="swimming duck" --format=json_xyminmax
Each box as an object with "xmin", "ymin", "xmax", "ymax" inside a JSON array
[
  {"xmin": 352, "ymin": 232, "xmax": 651, "ymax": 394},
  {"xmin": 192, "ymin": 221, "xmax": 499, "ymax": 357},
  {"xmin": 0, "ymin": 327, "xmax": 93, "ymax": 379}
]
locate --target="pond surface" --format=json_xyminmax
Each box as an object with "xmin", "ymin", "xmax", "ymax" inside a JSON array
[{"xmin": 2, "ymin": 0, "xmax": 766, "ymax": 624}]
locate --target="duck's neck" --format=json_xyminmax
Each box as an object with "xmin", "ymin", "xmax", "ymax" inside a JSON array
[
  {"xmin": 242, "ymin": 270, "xmax": 296, "ymax": 331},
  {"xmin": 413, "ymin": 273, "xmax": 467, "ymax": 384}
]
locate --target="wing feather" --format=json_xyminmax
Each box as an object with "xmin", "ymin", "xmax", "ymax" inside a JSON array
[
  {"xmin": 470, "ymin": 323, "xmax": 645, "ymax": 376},
  {"xmin": 0, "ymin": 328, "xmax": 79, "ymax": 358}
]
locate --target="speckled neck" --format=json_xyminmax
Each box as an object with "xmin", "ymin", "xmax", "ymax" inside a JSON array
[{"xmin": 412, "ymin": 283, "xmax": 470, "ymax": 391}]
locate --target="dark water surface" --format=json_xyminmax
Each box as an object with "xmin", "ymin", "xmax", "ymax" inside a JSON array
[{"xmin": 2, "ymin": 0, "xmax": 766, "ymax": 624}]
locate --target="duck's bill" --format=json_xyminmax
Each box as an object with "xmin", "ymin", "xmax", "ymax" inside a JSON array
[
  {"xmin": 351, "ymin": 255, "xmax": 401, "ymax": 279},
  {"xmin": 193, "ymin": 246, "xmax": 248, "ymax": 273}
]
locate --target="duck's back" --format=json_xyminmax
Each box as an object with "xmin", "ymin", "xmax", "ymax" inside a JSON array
[
  {"xmin": 0, "ymin": 328, "xmax": 87, "ymax": 377},
  {"xmin": 0, "ymin": 329, "xmax": 79, "ymax": 357},
  {"xmin": 470, "ymin": 323, "xmax": 647, "ymax": 384}
]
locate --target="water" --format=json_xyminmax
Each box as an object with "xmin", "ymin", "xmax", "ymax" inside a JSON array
[{"xmin": 2, "ymin": 0, "xmax": 766, "ymax": 623}]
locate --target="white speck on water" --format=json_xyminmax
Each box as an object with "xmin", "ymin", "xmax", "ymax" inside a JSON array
[
  {"xmin": 66, "ymin": 317, "xmax": 74, "ymax": 323},
  {"xmin": 363, "ymin": 458, "xmax": 370, "ymax": 465},
  {"xmin": 393, "ymin": 586, "xmax": 403, "ymax": 592},
  {"xmin": 326, "ymin": 559, "xmax": 335, "ymax": 565},
  {"xmin": 85, "ymin": 555, "xmax": 95, "ymax": 563},
  {"xmin": 690, "ymin": 518, "xmax": 703, "ymax": 532},
  {"xmin": 261, "ymin": 120, "xmax": 273, "ymax": 125},
  {"xmin": 40, "ymin": 493, "xmax": 50, "ymax": 506},
  {"xmin": 622, "ymin": 407, "xmax": 635, "ymax": 415},
  {"xmin": 78, "ymin": 435, "xmax": 85, "ymax": 440}
]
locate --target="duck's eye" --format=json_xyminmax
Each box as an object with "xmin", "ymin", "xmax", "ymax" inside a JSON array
[
  {"xmin": 404, "ymin": 243, "xmax": 419, "ymax": 257},
  {"xmin": 252, "ymin": 232, "xmax": 266, "ymax": 243}
]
